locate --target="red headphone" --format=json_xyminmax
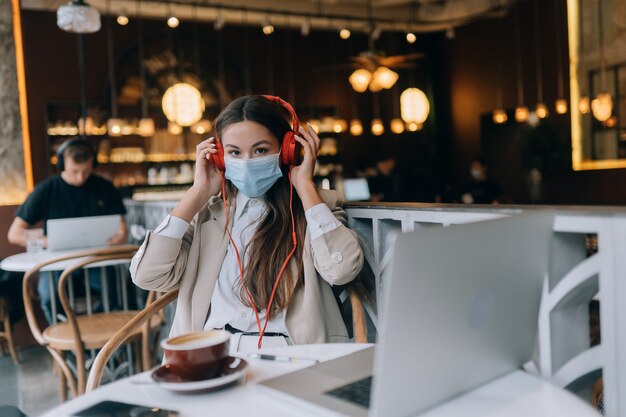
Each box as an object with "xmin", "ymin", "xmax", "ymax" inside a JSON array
[{"xmin": 212, "ymin": 95, "xmax": 301, "ymax": 171}]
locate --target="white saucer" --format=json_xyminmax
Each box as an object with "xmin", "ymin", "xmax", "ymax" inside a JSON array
[{"xmin": 151, "ymin": 357, "xmax": 248, "ymax": 393}]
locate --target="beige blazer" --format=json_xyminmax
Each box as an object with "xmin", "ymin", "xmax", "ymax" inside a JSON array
[{"xmin": 130, "ymin": 189, "xmax": 364, "ymax": 344}]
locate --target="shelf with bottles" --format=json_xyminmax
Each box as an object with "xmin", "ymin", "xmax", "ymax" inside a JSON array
[{"xmin": 46, "ymin": 101, "xmax": 205, "ymax": 156}]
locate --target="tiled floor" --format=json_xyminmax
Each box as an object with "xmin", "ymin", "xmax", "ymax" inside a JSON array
[{"xmin": 0, "ymin": 346, "xmax": 60, "ymax": 416}]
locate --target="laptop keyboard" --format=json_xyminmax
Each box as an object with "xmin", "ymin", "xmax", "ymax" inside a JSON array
[{"xmin": 325, "ymin": 376, "xmax": 372, "ymax": 408}]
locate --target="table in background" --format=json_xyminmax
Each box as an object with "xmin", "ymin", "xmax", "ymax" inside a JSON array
[
  {"xmin": 1, "ymin": 246, "xmax": 138, "ymax": 323},
  {"xmin": 42, "ymin": 343, "xmax": 600, "ymax": 417}
]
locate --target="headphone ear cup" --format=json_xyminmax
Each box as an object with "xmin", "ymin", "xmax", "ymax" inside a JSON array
[
  {"xmin": 213, "ymin": 137, "xmax": 226, "ymax": 172},
  {"xmin": 57, "ymin": 153, "xmax": 64, "ymax": 171},
  {"xmin": 281, "ymin": 130, "xmax": 302, "ymax": 166}
]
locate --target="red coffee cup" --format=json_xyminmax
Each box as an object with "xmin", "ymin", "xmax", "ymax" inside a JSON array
[{"xmin": 161, "ymin": 330, "xmax": 231, "ymax": 381}]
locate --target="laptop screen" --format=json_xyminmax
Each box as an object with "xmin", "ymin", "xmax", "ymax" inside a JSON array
[
  {"xmin": 47, "ymin": 215, "xmax": 120, "ymax": 251},
  {"xmin": 343, "ymin": 178, "xmax": 371, "ymax": 201}
]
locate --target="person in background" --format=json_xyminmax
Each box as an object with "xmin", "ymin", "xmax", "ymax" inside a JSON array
[
  {"xmin": 369, "ymin": 157, "xmax": 412, "ymax": 202},
  {"xmin": 7, "ymin": 138, "xmax": 128, "ymax": 323},
  {"xmin": 130, "ymin": 95, "xmax": 363, "ymax": 353},
  {"xmin": 460, "ymin": 158, "xmax": 502, "ymax": 205}
]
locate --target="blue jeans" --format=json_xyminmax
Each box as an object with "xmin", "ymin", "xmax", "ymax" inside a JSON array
[{"xmin": 38, "ymin": 267, "xmax": 119, "ymax": 324}]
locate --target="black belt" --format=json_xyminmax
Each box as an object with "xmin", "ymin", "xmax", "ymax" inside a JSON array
[{"xmin": 223, "ymin": 323, "xmax": 288, "ymax": 338}]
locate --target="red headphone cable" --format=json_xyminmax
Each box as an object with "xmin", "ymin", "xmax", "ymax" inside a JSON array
[{"xmin": 220, "ymin": 167, "xmax": 298, "ymax": 349}]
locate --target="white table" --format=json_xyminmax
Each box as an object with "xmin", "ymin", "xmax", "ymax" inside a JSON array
[
  {"xmin": 41, "ymin": 343, "xmax": 600, "ymax": 417},
  {"xmin": 0, "ymin": 247, "xmax": 132, "ymax": 273},
  {"xmin": 1, "ymin": 246, "xmax": 136, "ymax": 320}
]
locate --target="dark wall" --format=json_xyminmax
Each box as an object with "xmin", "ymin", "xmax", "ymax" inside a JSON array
[
  {"xmin": 19, "ymin": 10, "xmax": 444, "ymax": 186},
  {"xmin": 445, "ymin": 0, "xmax": 626, "ymax": 205},
  {"xmin": 0, "ymin": 206, "xmax": 22, "ymax": 259},
  {"xmin": 4, "ymin": 10, "xmax": 451, "ymax": 256}
]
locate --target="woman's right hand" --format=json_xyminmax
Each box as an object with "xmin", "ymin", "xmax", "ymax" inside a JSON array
[
  {"xmin": 171, "ymin": 137, "xmax": 222, "ymax": 222},
  {"xmin": 191, "ymin": 137, "xmax": 221, "ymax": 198}
]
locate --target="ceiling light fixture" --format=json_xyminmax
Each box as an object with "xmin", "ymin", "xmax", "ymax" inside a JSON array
[
  {"xmin": 167, "ymin": 16, "xmax": 179, "ymax": 28},
  {"xmin": 406, "ymin": 32, "xmax": 416, "ymax": 43},
  {"xmin": 579, "ymin": 96, "xmax": 590, "ymax": 114},
  {"xmin": 340, "ymin": 28, "xmax": 351, "ymax": 39},
  {"xmin": 553, "ymin": 0, "xmax": 568, "ymax": 115},
  {"xmin": 532, "ymin": 0, "xmax": 548, "ymax": 119},
  {"xmin": 555, "ymin": 98, "xmax": 568, "ymax": 115},
  {"xmin": 591, "ymin": 0, "xmax": 612, "ymax": 122},
  {"xmin": 349, "ymin": 119, "xmax": 363, "ymax": 136},
  {"xmin": 57, "ymin": 0, "xmax": 101, "ymax": 33},
  {"xmin": 162, "ymin": 83, "xmax": 205, "ymax": 126},
  {"xmin": 492, "ymin": 109, "xmax": 508, "ymax": 124},
  {"xmin": 407, "ymin": 122, "xmax": 422, "ymax": 131},
  {"xmin": 349, "ymin": 69, "xmax": 372, "ymax": 93},
  {"xmin": 390, "ymin": 118, "xmax": 405, "ymax": 134},
  {"xmin": 535, "ymin": 103, "xmax": 549, "ymax": 119},
  {"xmin": 400, "ymin": 88, "xmax": 430, "ymax": 125},
  {"xmin": 592, "ymin": 93, "xmax": 612, "ymax": 122},
  {"xmin": 262, "ymin": 19, "xmax": 274, "ymax": 35},
  {"xmin": 349, "ymin": 67, "xmax": 398, "ymax": 93},
  {"xmin": 116, "ymin": 14, "xmax": 128, "ymax": 26},
  {"xmin": 332, "ymin": 119, "xmax": 347, "ymax": 133},
  {"xmin": 371, "ymin": 118, "xmax": 384, "ymax": 136},
  {"xmin": 493, "ymin": 18, "xmax": 507, "ymax": 124},
  {"xmin": 136, "ymin": 0, "xmax": 155, "ymax": 137},
  {"xmin": 513, "ymin": 8, "xmax": 528, "ymax": 123}
]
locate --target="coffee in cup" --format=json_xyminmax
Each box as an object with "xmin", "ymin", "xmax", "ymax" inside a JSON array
[{"xmin": 161, "ymin": 330, "xmax": 230, "ymax": 381}]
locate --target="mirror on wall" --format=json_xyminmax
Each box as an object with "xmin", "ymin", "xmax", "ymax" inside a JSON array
[{"xmin": 568, "ymin": 0, "xmax": 626, "ymax": 170}]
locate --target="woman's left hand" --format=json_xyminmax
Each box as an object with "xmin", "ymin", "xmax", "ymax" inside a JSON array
[{"xmin": 291, "ymin": 123, "xmax": 320, "ymax": 192}]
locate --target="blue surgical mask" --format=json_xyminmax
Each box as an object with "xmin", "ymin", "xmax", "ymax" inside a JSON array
[{"xmin": 224, "ymin": 153, "xmax": 283, "ymax": 198}]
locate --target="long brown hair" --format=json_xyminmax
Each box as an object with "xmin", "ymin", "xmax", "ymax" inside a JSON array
[{"xmin": 215, "ymin": 95, "xmax": 307, "ymax": 319}]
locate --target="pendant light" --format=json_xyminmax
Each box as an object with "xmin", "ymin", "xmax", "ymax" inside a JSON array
[
  {"xmin": 554, "ymin": 0, "xmax": 568, "ymax": 114},
  {"xmin": 576, "ymin": 16, "xmax": 590, "ymax": 115},
  {"xmin": 162, "ymin": 21, "xmax": 203, "ymax": 128},
  {"xmin": 105, "ymin": 0, "xmax": 123, "ymax": 136},
  {"xmin": 191, "ymin": 5, "xmax": 210, "ymax": 135},
  {"xmin": 514, "ymin": 9, "xmax": 528, "ymax": 123},
  {"xmin": 493, "ymin": 17, "xmax": 507, "ymax": 124},
  {"xmin": 57, "ymin": 0, "xmax": 101, "ymax": 33},
  {"xmin": 371, "ymin": 95, "xmax": 384, "ymax": 136},
  {"xmin": 532, "ymin": 0, "xmax": 548, "ymax": 119},
  {"xmin": 400, "ymin": 88, "xmax": 429, "ymax": 125},
  {"xmin": 591, "ymin": 0, "xmax": 612, "ymax": 122},
  {"xmin": 135, "ymin": 1, "xmax": 155, "ymax": 137}
]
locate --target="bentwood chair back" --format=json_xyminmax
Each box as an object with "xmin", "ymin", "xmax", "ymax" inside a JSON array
[
  {"xmin": 86, "ymin": 289, "xmax": 179, "ymax": 392},
  {"xmin": 22, "ymin": 245, "xmax": 161, "ymax": 399}
]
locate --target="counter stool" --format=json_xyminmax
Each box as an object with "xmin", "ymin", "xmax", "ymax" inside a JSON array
[{"xmin": 0, "ymin": 296, "xmax": 19, "ymax": 364}]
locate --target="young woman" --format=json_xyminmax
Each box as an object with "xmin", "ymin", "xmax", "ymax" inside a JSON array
[{"xmin": 130, "ymin": 95, "xmax": 363, "ymax": 353}]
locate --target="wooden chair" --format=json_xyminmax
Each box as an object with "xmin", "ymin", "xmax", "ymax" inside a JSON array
[
  {"xmin": 0, "ymin": 296, "xmax": 19, "ymax": 364},
  {"xmin": 22, "ymin": 245, "xmax": 161, "ymax": 399},
  {"xmin": 86, "ymin": 280, "xmax": 370, "ymax": 392},
  {"xmin": 86, "ymin": 289, "xmax": 178, "ymax": 392},
  {"xmin": 346, "ymin": 283, "xmax": 369, "ymax": 343}
]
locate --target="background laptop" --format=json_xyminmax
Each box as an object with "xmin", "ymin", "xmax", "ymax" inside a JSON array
[
  {"xmin": 342, "ymin": 178, "xmax": 371, "ymax": 202},
  {"xmin": 47, "ymin": 215, "xmax": 120, "ymax": 251},
  {"xmin": 259, "ymin": 212, "xmax": 555, "ymax": 417}
]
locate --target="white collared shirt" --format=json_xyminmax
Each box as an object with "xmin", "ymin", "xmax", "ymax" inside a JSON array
[{"xmin": 153, "ymin": 191, "xmax": 341, "ymax": 334}]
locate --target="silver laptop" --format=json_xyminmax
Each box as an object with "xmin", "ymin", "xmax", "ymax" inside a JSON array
[
  {"xmin": 259, "ymin": 212, "xmax": 555, "ymax": 417},
  {"xmin": 47, "ymin": 215, "xmax": 120, "ymax": 251}
]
